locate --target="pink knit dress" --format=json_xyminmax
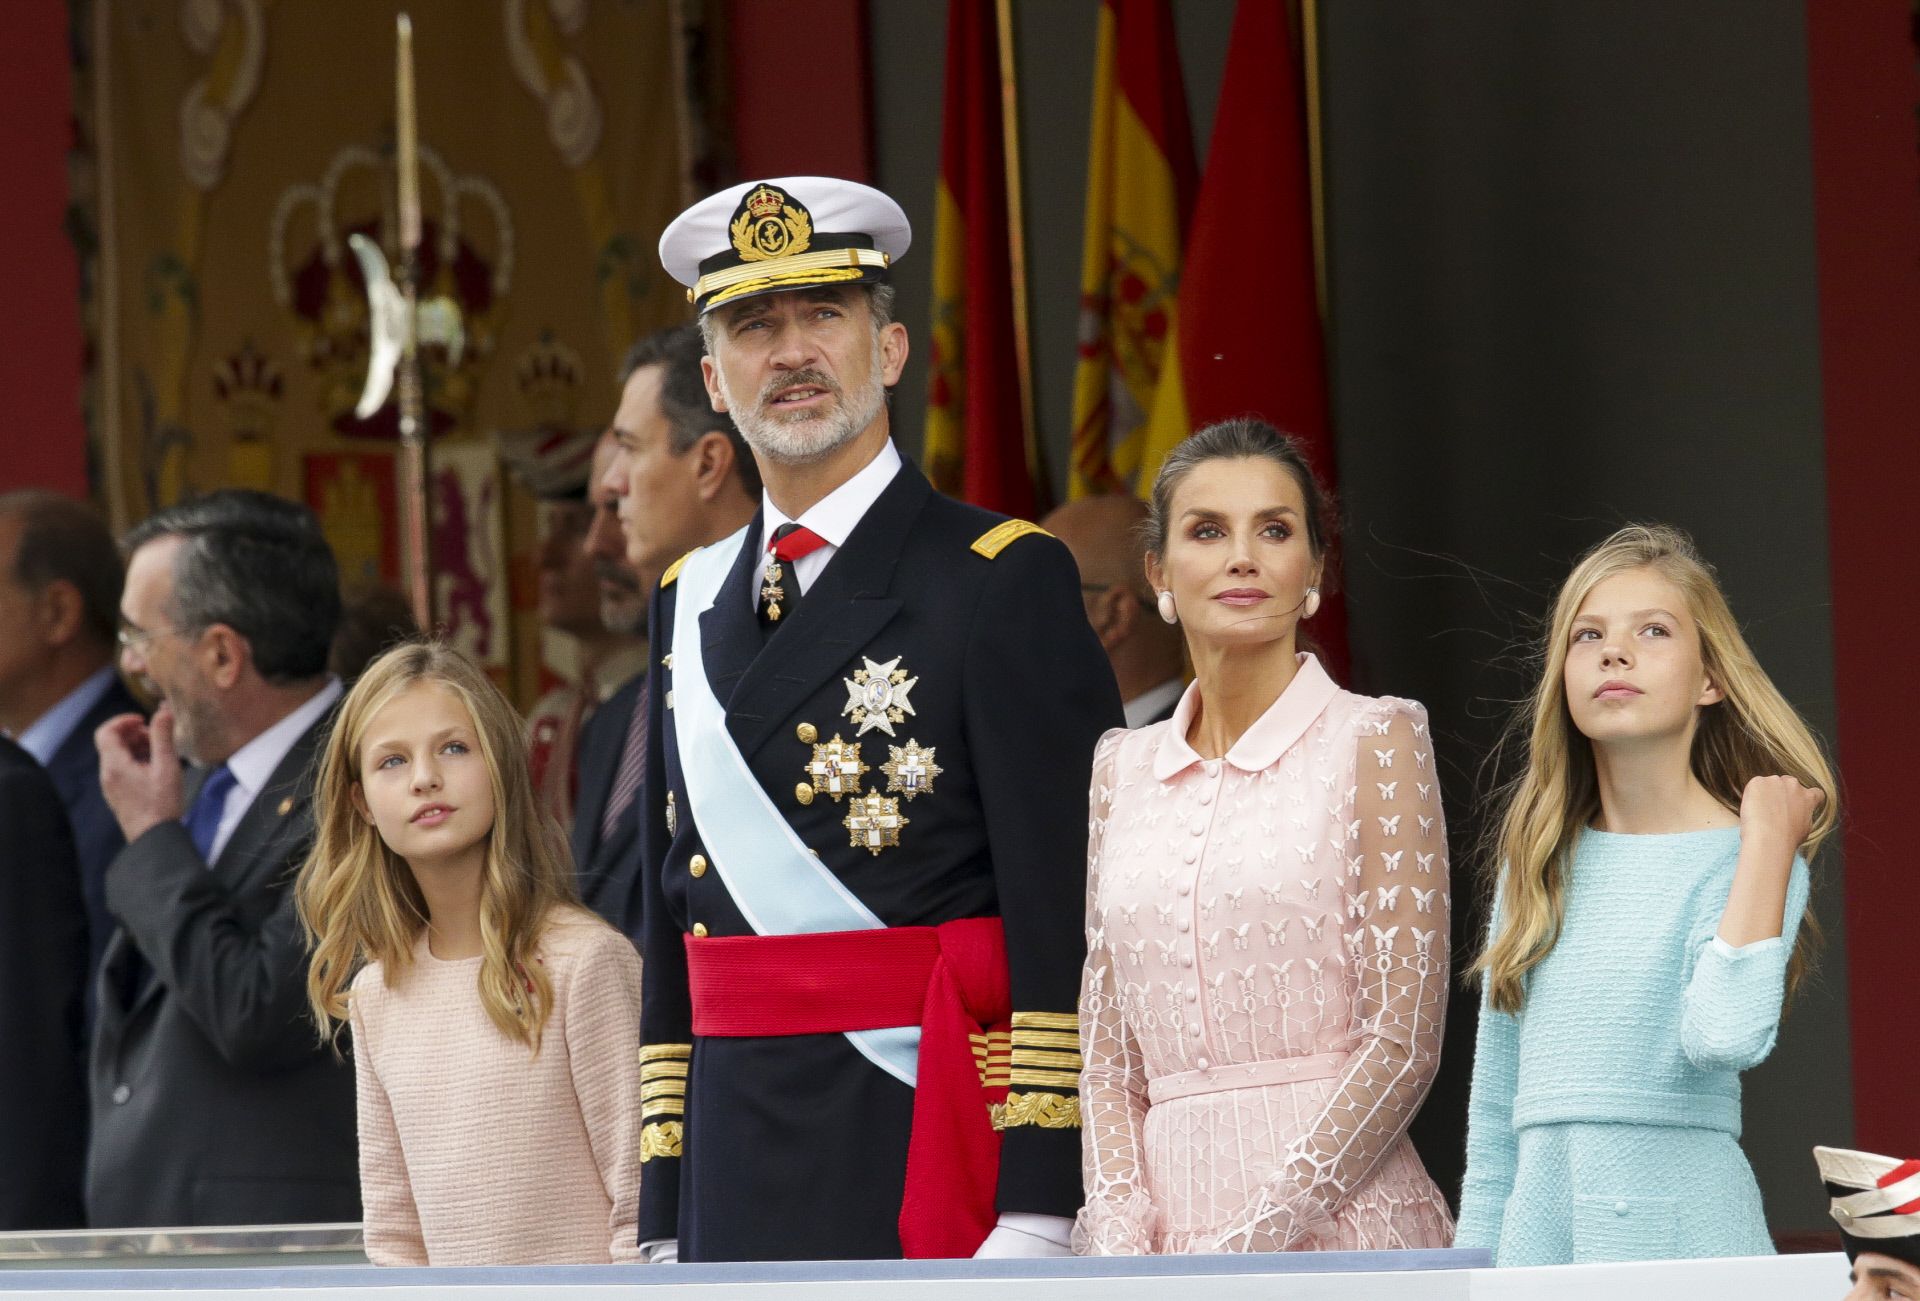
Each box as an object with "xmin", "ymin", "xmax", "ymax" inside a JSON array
[
  {"xmin": 1075, "ymin": 655, "xmax": 1455, "ymax": 1255},
  {"xmin": 349, "ymin": 908, "xmax": 644, "ymax": 1265}
]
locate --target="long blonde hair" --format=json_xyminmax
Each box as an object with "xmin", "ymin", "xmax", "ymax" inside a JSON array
[
  {"xmin": 297, "ymin": 640, "xmax": 580, "ymax": 1049},
  {"xmin": 1473, "ymin": 525, "xmax": 1838, "ymax": 1015}
]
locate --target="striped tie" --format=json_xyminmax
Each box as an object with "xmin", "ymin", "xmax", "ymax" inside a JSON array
[{"xmin": 600, "ymin": 683, "xmax": 648, "ymax": 841}]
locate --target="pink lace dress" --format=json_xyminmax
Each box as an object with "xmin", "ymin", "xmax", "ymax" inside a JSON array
[{"xmin": 1075, "ymin": 655, "xmax": 1455, "ymax": 1255}]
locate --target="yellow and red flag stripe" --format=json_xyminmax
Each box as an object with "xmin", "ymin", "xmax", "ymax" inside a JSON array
[
  {"xmin": 1068, "ymin": 0, "xmax": 1197, "ymax": 500},
  {"xmin": 1139, "ymin": 0, "xmax": 1347, "ymax": 679},
  {"xmin": 924, "ymin": 0, "xmax": 1039, "ymax": 519}
]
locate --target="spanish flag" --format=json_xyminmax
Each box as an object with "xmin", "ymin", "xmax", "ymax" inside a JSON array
[
  {"xmin": 1139, "ymin": 0, "xmax": 1348, "ymax": 678},
  {"xmin": 924, "ymin": 0, "xmax": 1039, "ymax": 519},
  {"xmin": 1068, "ymin": 0, "xmax": 1196, "ymax": 500}
]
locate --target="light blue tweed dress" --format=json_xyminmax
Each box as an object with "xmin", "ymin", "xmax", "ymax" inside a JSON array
[{"xmin": 1456, "ymin": 827, "xmax": 1810, "ymax": 1265}]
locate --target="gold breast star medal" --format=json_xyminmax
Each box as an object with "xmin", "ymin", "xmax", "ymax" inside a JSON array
[
  {"xmin": 803, "ymin": 734, "xmax": 869, "ymax": 806},
  {"xmin": 844, "ymin": 790, "xmax": 909, "ymax": 855},
  {"xmin": 881, "ymin": 739, "xmax": 942, "ymax": 800},
  {"xmin": 843, "ymin": 655, "xmax": 918, "ymax": 737}
]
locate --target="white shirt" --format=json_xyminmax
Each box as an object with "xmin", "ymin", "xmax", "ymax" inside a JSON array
[
  {"xmin": 749, "ymin": 438, "xmax": 903, "ymax": 609},
  {"xmin": 11, "ymin": 665, "xmax": 117, "ymax": 766},
  {"xmin": 1123, "ymin": 676, "xmax": 1186, "ymax": 730},
  {"xmin": 204, "ymin": 677, "xmax": 343, "ymax": 864}
]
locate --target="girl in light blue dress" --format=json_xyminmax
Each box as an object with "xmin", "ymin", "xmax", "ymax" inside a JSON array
[{"xmin": 1457, "ymin": 525, "xmax": 1836, "ymax": 1266}]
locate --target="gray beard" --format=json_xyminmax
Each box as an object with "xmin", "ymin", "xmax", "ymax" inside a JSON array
[{"xmin": 719, "ymin": 343, "xmax": 888, "ymax": 468}]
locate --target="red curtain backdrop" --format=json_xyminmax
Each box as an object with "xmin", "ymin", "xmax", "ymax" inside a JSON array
[
  {"xmin": 1807, "ymin": 0, "xmax": 1920, "ymax": 1157},
  {"xmin": 0, "ymin": 4, "xmax": 87, "ymax": 496}
]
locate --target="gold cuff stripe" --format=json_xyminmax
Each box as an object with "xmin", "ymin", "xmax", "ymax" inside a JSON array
[
  {"xmin": 1010, "ymin": 1011, "xmax": 1079, "ymax": 1031},
  {"xmin": 640, "ymin": 1062, "xmax": 690, "ymax": 1083},
  {"xmin": 639, "ymin": 1122, "xmax": 683, "ymax": 1162},
  {"xmin": 1009, "ymin": 1067, "xmax": 1083, "ymax": 1089},
  {"xmin": 641, "ymin": 1100, "xmax": 686, "ymax": 1120},
  {"xmin": 640, "ymin": 1080, "xmax": 687, "ymax": 1101},
  {"xmin": 640, "ymin": 1043, "xmax": 693, "ymax": 1062},
  {"xmin": 992, "ymin": 1091, "xmax": 1082, "ymax": 1131},
  {"xmin": 1011, "ymin": 1030, "xmax": 1082, "ymax": 1051},
  {"xmin": 1010, "ymin": 1048, "xmax": 1083, "ymax": 1070},
  {"xmin": 970, "ymin": 520, "xmax": 1054, "ymax": 560},
  {"xmin": 693, "ymin": 247, "xmax": 891, "ymax": 303}
]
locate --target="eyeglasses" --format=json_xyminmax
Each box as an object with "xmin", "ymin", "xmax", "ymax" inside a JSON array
[{"xmin": 116, "ymin": 623, "xmax": 183, "ymax": 654}]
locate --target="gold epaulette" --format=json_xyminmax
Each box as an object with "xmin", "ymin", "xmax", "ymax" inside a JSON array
[
  {"xmin": 970, "ymin": 519, "xmax": 1052, "ymax": 560},
  {"xmin": 660, "ymin": 550, "xmax": 696, "ymax": 588},
  {"xmin": 639, "ymin": 1042, "xmax": 691, "ymax": 1149},
  {"xmin": 992, "ymin": 1011, "xmax": 1082, "ymax": 1131}
]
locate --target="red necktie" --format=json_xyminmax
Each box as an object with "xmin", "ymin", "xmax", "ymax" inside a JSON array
[{"xmin": 761, "ymin": 524, "xmax": 829, "ymax": 623}]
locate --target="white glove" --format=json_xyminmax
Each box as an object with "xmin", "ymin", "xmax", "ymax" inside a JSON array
[
  {"xmin": 638, "ymin": 1238, "xmax": 679, "ymax": 1264},
  {"xmin": 972, "ymin": 1212, "xmax": 1075, "ymax": 1258}
]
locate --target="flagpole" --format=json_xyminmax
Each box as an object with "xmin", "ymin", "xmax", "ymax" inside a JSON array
[
  {"xmin": 394, "ymin": 14, "xmax": 434, "ymax": 631},
  {"xmin": 1302, "ymin": 0, "xmax": 1328, "ymax": 319},
  {"xmin": 994, "ymin": 0, "xmax": 1046, "ymax": 511}
]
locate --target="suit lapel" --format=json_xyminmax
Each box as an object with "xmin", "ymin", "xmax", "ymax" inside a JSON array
[
  {"xmin": 723, "ymin": 464, "xmax": 930, "ymax": 759},
  {"xmin": 696, "ymin": 513, "xmax": 767, "ymax": 710},
  {"xmin": 209, "ymin": 707, "xmax": 333, "ymax": 894}
]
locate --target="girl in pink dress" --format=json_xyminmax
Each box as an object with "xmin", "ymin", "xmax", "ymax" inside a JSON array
[{"xmin": 1075, "ymin": 419, "xmax": 1454, "ymax": 1255}]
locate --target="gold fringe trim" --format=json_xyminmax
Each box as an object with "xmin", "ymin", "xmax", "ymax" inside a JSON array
[
  {"xmin": 641, "ymin": 1099, "xmax": 686, "ymax": 1120},
  {"xmin": 640, "ymin": 1042, "xmax": 693, "ymax": 1062},
  {"xmin": 640, "ymin": 1079, "xmax": 687, "ymax": 1101},
  {"xmin": 1011, "ymin": 1029, "xmax": 1080, "ymax": 1050},
  {"xmin": 1010, "ymin": 1048, "xmax": 1083, "ymax": 1071},
  {"xmin": 639, "ymin": 1122, "xmax": 683, "ymax": 1162}
]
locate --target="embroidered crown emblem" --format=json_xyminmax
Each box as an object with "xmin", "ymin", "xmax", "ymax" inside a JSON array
[{"xmin": 730, "ymin": 184, "xmax": 815, "ymax": 263}]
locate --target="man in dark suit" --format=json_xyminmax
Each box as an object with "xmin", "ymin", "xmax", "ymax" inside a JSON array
[
  {"xmin": 1042, "ymin": 494, "xmax": 1186, "ymax": 728},
  {"xmin": 578, "ymin": 325, "xmax": 759, "ymax": 936},
  {"xmin": 0, "ymin": 734, "xmax": 89, "ymax": 1229},
  {"xmin": 0, "ymin": 491, "xmax": 145, "ymax": 1015},
  {"xmin": 635, "ymin": 179, "xmax": 1123, "ymax": 1263},
  {"xmin": 90, "ymin": 490, "xmax": 356, "ymax": 1228}
]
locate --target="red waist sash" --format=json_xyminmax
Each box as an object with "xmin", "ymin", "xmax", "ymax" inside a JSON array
[{"xmin": 686, "ymin": 917, "xmax": 1009, "ymax": 1259}]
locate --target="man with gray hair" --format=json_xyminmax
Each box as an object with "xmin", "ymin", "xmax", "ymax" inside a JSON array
[{"xmin": 89, "ymin": 489, "xmax": 356, "ymax": 1228}]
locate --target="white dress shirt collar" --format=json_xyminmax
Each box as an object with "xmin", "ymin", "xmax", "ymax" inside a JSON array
[
  {"xmin": 752, "ymin": 439, "xmax": 903, "ymax": 603},
  {"xmin": 207, "ymin": 676, "xmax": 343, "ymax": 863},
  {"xmin": 12, "ymin": 665, "xmax": 116, "ymax": 766}
]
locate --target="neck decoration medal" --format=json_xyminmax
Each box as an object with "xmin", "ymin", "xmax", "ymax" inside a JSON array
[{"xmin": 843, "ymin": 655, "xmax": 918, "ymax": 737}]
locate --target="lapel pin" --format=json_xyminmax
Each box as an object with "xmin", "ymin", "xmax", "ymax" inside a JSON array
[{"xmin": 277, "ymin": 796, "xmax": 294, "ymax": 816}]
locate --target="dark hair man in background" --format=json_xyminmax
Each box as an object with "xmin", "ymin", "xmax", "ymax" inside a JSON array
[
  {"xmin": 571, "ymin": 325, "xmax": 760, "ymax": 937},
  {"xmin": 89, "ymin": 489, "xmax": 356, "ymax": 1229},
  {"xmin": 0, "ymin": 491, "xmax": 145, "ymax": 1018},
  {"xmin": 1041, "ymin": 494, "xmax": 1185, "ymax": 728}
]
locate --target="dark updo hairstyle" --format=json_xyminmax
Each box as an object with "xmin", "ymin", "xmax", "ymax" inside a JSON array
[{"xmin": 1141, "ymin": 418, "xmax": 1338, "ymax": 580}]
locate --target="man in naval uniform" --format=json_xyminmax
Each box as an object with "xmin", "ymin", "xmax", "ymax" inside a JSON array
[
  {"xmin": 1817, "ymin": 1145, "xmax": 1920, "ymax": 1299},
  {"xmin": 635, "ymin": 177, "xmax": 1124, "ymax": 1264}
]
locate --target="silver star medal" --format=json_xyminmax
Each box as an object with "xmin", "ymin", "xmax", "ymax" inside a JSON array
[{"xmin": 842, "ymin": 655, "xmax": 917, "ymax": 738}]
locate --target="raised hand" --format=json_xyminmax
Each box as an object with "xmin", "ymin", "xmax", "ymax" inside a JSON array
[
  {"xmin": 1738, "ymin": 774, "xmax": 1823, "ymax": 858},
  {"xmin": 97, "ymin": 703, "xmax": 185, "ymax": 842}
]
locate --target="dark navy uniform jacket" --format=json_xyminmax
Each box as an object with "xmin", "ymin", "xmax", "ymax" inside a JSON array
[{"xmin": 636, "ymin": 458, "xmax": 1123, "ymax": 1261}]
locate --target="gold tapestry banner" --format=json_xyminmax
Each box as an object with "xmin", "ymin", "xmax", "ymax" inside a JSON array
[{"xmin": 86, "ymin": 0, "xmax": 696, "ymax": 701}]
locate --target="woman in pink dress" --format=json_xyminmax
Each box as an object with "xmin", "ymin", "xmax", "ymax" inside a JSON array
[{"xmin": 1075, "ymin": 419, "xmax": 1454, "ymax": 1255}]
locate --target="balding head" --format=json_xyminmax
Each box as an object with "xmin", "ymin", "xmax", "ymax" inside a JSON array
[
  {"xmin": 1041, "ymin": 494, "xmax": 1180, "ymax": 704},
  {"xmin": 1042, "ymin": 494, "xmax": 1151, "ymax": 599}
]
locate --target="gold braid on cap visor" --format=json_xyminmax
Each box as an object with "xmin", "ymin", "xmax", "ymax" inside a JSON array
[{"xmin": 693, "ymin": 247, "xmax": 892, "ymax": 307}]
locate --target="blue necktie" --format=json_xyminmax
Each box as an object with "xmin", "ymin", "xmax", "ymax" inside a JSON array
[{"xmin": 183, "ymin": 764, "xmax": 238, "ymax": 861}]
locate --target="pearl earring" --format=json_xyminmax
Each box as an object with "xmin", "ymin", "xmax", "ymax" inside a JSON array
[
  {"xmin": 1156, "ymin": 590, "xmax": 1178, "ymax": 625},
  {"xmin": 1303, "ymin": 586, "xmax": 1321, "ymax": 619}
]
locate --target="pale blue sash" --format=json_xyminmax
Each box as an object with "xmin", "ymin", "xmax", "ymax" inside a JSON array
[{"xmin": 671, "ymin": 528, "xmax": 920, "ymax": 1086}]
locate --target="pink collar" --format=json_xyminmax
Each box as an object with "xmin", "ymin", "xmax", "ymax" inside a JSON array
[{"xmin": 1152, "ymin": 654, "xmax": 1340, "ymax": 782}]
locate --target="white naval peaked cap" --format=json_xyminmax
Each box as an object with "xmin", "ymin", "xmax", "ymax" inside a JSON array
[{"xmin": 658, "ymin": 176, "xmax": 911, "ymax": 314}]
